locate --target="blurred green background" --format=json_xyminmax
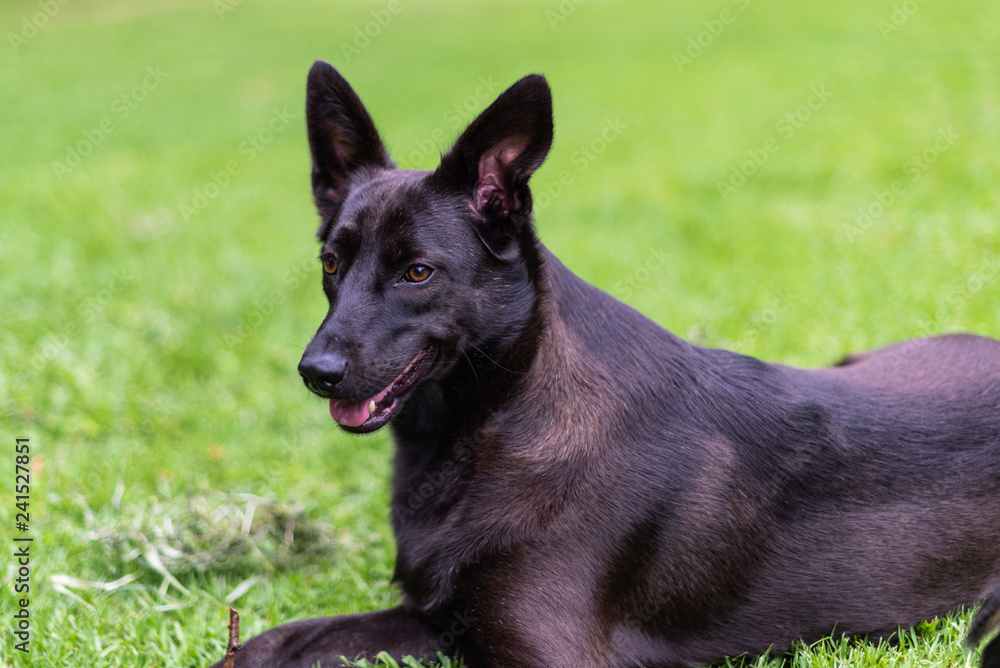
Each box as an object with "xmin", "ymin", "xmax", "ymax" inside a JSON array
[{"xmin": 1, "ymin": 0, "xmax": 998, "ymax": 665}]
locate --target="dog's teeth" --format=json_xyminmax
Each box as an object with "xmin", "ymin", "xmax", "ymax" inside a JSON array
[{"xmin": 368, "ymin": 400, "xmax": 376, "ymax": 413}]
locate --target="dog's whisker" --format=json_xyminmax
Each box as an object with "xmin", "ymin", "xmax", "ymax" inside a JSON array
[
  {"xmin": 462, "ymin": 350, "xmax": 480, "ymax": 388},
  {"xmin": 467, "ymin": 343, "xmax": 525, "ymax": 375}
]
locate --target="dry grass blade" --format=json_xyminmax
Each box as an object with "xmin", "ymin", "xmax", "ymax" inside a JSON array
[{"xmin": 76, "ymin": 489, "xmax": 337, "ymax": 578}]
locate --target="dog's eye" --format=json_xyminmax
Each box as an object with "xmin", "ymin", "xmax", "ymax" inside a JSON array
[
  {"xmin": 320, "ymin": 254, "xmax": 338, "ymax": 275},
  {"xmin": 405, "ymin": 265, "xmax": 433, "ymax": 283}
]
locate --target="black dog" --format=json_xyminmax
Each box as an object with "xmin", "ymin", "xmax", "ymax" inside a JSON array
[{"xmin": 211, "ymin": 62, "xmax": 1000, "ymax": 668}]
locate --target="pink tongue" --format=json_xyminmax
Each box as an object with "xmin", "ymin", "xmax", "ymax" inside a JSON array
[
  {"xmin": 329, "ymin": 399, "xmax": 371, "ymax": 428},
  {"xmin": 328, "ymin": 362, "xmax": 411, "ymax": 427}
]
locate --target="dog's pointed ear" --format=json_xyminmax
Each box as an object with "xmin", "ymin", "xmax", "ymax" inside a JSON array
[
  {"xmin": 433, "ymin": 74, "xmax": 553, "ymax": 256},
  {"xmin": 306, "ymin": 61, "xmax": 393, "ymax": 235}
]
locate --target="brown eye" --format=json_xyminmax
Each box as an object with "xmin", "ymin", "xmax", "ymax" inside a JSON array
[
  {"xmin": 405, "ymin": 265, "xmax": 432, "ymax": 283},
  {"xmin": 321, "ymin": 254, "xmax": 338, "ymax": 275}
]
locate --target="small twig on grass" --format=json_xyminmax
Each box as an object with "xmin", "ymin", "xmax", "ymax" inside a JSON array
[{"xmin": 224, "ymin": 606, "xmax": 242, "ymax": 668}]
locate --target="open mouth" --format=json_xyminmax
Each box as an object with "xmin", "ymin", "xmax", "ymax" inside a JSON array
[{"xmin": 329, "ymin": 346, "xmax": 435, "ymax": 433}]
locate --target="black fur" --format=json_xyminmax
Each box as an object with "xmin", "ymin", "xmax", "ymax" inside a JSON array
[{"xmin": 210, "ymin": 62, "xmax": 1000, "ymax": 668}]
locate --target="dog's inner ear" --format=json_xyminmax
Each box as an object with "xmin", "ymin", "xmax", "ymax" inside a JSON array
[
  {"xmin": 306, "ymin": 61, "xmax": 393, "ymax": 233},
  {"xmin": 475, "ymin": 137, "xmax": 530, "ymax": 217},
  {"xmin": 433, "ymin": 74, "xmax": 553, "ymax": 256}
]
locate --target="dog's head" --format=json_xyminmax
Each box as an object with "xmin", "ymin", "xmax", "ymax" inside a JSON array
[{"xmin": 297, "ymin": 61, "xmax": 553, "ymax": 433}]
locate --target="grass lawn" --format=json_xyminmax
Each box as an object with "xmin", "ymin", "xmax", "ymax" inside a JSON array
[{"xmin": 2, "ymin": 0, "xmax": 998, "ymax": 666}]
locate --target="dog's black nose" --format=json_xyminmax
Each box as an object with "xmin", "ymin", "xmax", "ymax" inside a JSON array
[{"xmin": 298, "ymin": 351, "xmax": 347, "ymax": 396}]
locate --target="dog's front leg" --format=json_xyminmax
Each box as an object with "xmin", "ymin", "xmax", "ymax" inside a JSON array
[{"xmin": 208, "ymin": 605, "xmax": 451, "ymax": 668}]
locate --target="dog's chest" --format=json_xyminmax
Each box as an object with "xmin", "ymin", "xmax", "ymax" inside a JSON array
[{"xmin": 391, "ymin": 435, "xmax": 587, "ymax": 608}]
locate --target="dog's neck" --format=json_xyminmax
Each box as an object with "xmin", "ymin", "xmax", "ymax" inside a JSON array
[
  {"xmin": 390, "ymin": 225, "xmax": 691, "ymax": 451},
  {"xmin": 386, "ymin": 227, "xmax": 694, "ymax": 607},
  {"xmin": 387, "ymin": 229, "xmax": 600, "ymax": 606}
]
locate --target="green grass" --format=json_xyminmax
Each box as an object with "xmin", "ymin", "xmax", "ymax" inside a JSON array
[{"xmin": 2, "ymin": 0, "xmax": 999, "ymax": 665}]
